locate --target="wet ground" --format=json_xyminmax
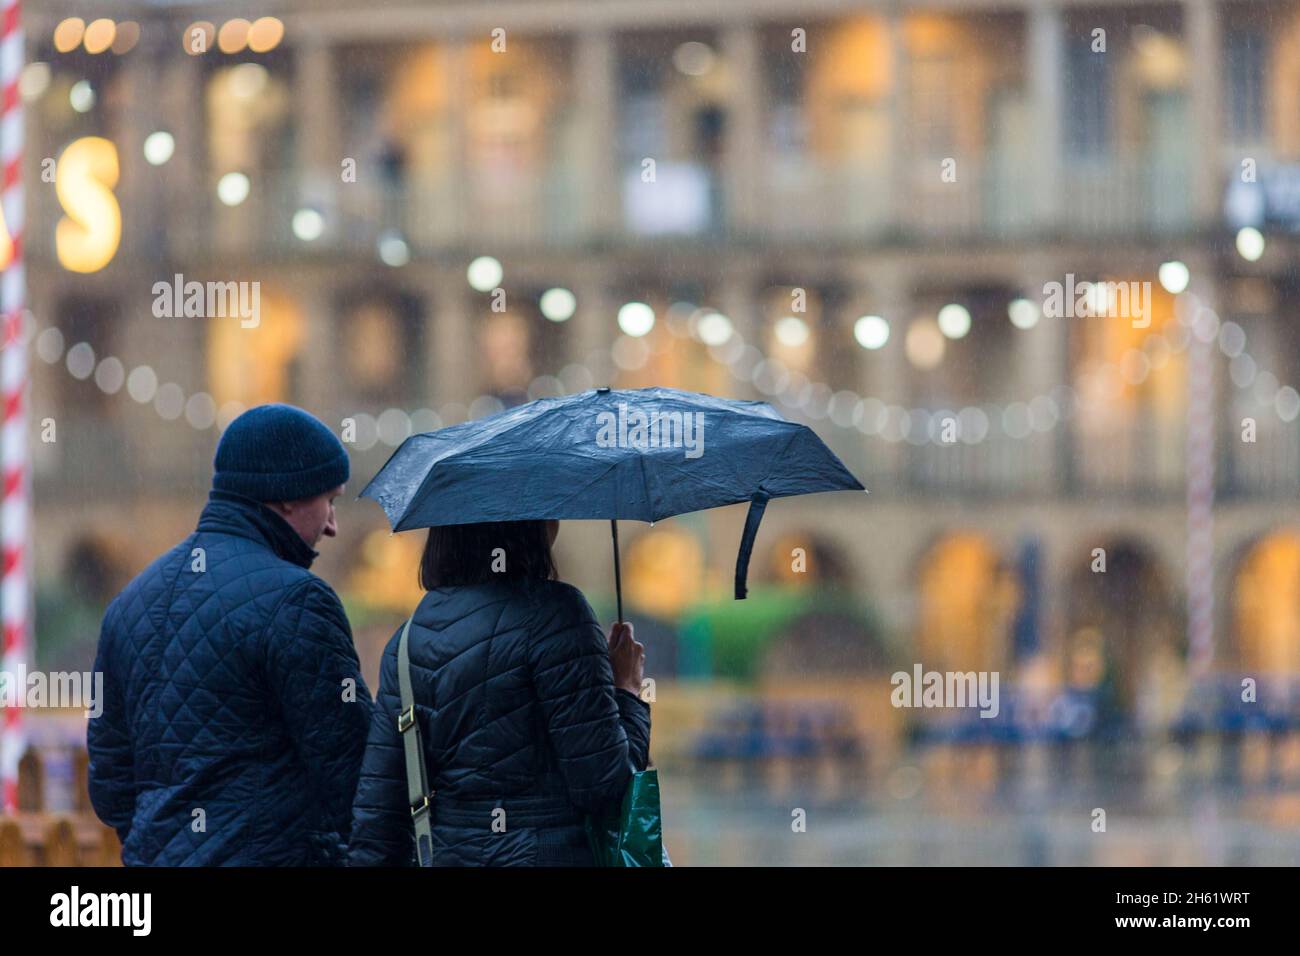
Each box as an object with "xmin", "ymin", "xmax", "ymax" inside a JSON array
[{"xmin": 658, "ymin": 746, "xmax": 1300, "ymax": 866}]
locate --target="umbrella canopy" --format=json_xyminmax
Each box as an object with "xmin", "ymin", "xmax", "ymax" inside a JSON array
[{"xmin": 361, "ymin": 386, "xmax": 865, "ymax": 603}]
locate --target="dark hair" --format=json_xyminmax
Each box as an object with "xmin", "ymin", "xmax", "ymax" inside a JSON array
[{"xmin": 419, "ymin": 520, "xmax": 557, "ymax": 590}]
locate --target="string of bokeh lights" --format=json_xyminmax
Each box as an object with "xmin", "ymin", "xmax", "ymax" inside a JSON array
[
  {"xmin": 680, "ymin": 289, "xmax": 1300, "ymax": 446},
  {"xmin": 25, "ymin": 266, "xmax": 1300, "ymax": 455}
]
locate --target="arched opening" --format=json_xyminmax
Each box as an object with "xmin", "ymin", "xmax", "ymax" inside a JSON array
[
  {"xmin": 1070, "ymin": 276, "xmax": 1185, "ymax": 492},
  {"xmin": 65, "ymin": 533, "xmax": 127, "ymax": 607},
  {"xmin": 1231, "ymin": 531, "xmax": 1300, "ymax": 674},
  {"xmin": 624, "ymin": 526, "xmax": 705, "ymax": 618},
  {"xmin": 761, "ymin": 530, "xmax": 884, "ymax": 676},
  {"xmin": 36, "ymin": 533, "xmax": 127, "ymax": 673},
  {"xmin": 913, "ymin": 532, "xmax": 1018, "ymax": 673},
  {"xmin": 767, "ymin": 529, "xmax": 856, "ymax": 589},
  {"xmin": 1063, "ymin": 537, "xmax": 1180, "ymax": 725},
  {"xmin": 206, "ymin": 287, "xmax": 304, "ymax": 408},
  {"xmin": 336, "ymin": 286, "xmax": 424, "ymax": 406}
]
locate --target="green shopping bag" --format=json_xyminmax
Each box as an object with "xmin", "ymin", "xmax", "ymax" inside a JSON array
[{"xmin": 585, "ymin": 768, "xmax": 672, "ymax": 867}]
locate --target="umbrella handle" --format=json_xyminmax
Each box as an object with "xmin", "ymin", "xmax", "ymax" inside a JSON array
[
  {"xmin": 611, "ymin": 519, "xmax": 653, "ymax": 770},
  {"xmin": 610, "ymin": 518, "xmax": 623, "ymax": 624},
  {"xmin": 734, "ymin": 491, "xmax": 771, "ymax": 600}
]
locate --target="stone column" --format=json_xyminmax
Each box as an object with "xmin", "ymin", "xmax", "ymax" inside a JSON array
[
  {"xmin": 858, "ymin": 263, "xmax": 912, "ymax": 480},
  {"xmin": 296, "ymin": 280, "xmax": 341, "ymax": 423},
  {"xmin": 721, "ymin": 23, "xmax": 763, "ymax": 237},
  {"xmin": 440, "ymin": 39, "xmax": 470, "ymax": 244},
  {"xmin": 718, "ymin": 267, "xmax": 760, "ymax": 401},
  {"xmin": 292, "ymin": 41, "xmax": 340, "ymax": 424},
  {"xmin": 426, "ymin": 268, "xmax": 476, "ymax": 419},
  {"xmin": 1186, "ymin": 0, "xmax": 1223, "ymax": 226},
  {"xmin": 575, "ymin": 30, "xmax": 619, "ymax": 239},
  {"xmin": 1016, "ymin": 261, "xmax": 1070, "ymax": 495},
  {"xmin": 295, "ymin": 37, "xmax": 340, "ymax": 226},
  {"xmin": 114, "ymin": 24, "xmax": 155, "ymax": 255},
  {"xmin": 159, "ymin": 46, "xmax": 204, "ymax": 258},
  {"xmin": 1028, "ymin": 1, "xmax": 1065, "ymax": 229},
  {"xmin": 859, "ymin": 264, "xmax": 911, "ymax": 406},
  {"xmin": 885, "ymin": 10, "xmax": 910, "ymax": 233},
  {"xmin": 571, "ymin": 262, "xmax": 614, "ymax": 388}
]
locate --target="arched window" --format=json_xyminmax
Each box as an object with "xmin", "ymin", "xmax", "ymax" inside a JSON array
[
  {"xmin": 206, "ymin": 287, "xmax": 303, "ymax": 409},
  {"xmin": 1063, "ymin": 538, "xmax": 1179, "ymax": 722},
  {"xmin": 1233, "ymin": 532, "xmax": 1300, "ymax": 674},
  {"xmin": 915, "ymin": 533, "xmax": 1018, "ymax": 674},
  {"xmin": 338, "ymin": 289, "xmax": 423, "ymax": 405}
]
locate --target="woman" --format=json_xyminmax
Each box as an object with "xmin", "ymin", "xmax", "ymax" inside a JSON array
[{"xmin": 348, "ymin": 519, "xmax": 649, "ymax": 866}]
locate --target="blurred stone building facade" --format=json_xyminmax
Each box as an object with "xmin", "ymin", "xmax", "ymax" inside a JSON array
[{"xmin": 18, "ymin": 0, "xmax": 1300, "ymax": 724}]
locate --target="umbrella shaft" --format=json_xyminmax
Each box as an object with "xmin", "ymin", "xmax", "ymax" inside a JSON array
[{"xmin": 610, "ymin": 519, "xmax": 623, "ymax": 624}]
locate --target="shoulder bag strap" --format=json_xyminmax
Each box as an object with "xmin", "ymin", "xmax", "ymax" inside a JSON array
[{"xmin": 397, "ymin": 616, "xmax": 434, "ymax": 867}]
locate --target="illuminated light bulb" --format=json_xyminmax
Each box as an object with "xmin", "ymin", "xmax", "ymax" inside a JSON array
[
  {"xmin": 854, "ymin": 315, "xmax": 889, "ymax": 350},
  {"xmin": 467, "ymin": 256, "xmax": 503, "ymax": 291},
  {"xmin": 774, "ymin": 316, "xmax": 810, "ymax": 347},
  {"xmin": 143, "ymin": 131, "xmax": 175, "ymax": 166},
  {"xmin": 539, "ymin": 287, "xmax": 576, "ymax": 322},
  {"xmin": 247, "ymin": 17, "xmax": 285, "ymax": 53},
  {"xmin": 217, "ymin": 172, "xmax": 250, "ymax": 206},
  {"xmin": 617, "ymin": 301, "xmax": 655, "ymax": 337},
  {"xmin": 54, "ymin": 18, "xmax": 85, "ymax": 54},
  {"xmin": 218, "ymin": 19, "xmax": 251, "ymax": 55},
  {"xmin": 937, "ymin": 303, "xmax": 971, "ymax": 339},
  {"xmin": 83, "ymin": 19, "xmax": 116, "ymax": 55},
  {"xmin": 1158, "ymin": 260, "xmax": 1190, "ymax": 294}
]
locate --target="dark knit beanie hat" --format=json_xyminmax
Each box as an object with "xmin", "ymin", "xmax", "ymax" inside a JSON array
[{"xmin": 213, "ymin": 404, "xmax": 350, "ymax": 502}]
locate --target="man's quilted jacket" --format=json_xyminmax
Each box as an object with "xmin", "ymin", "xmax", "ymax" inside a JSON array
[
  {"xmin": 348, "ymin": 578, "xmax": 651, "ymax": 866},
  {"xmin": 87, "ymin": 489, "xmax": 373, "ymax": 866}
]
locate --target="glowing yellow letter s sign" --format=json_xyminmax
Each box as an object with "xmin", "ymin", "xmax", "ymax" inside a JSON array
[{"xmin": 56, "ymin": 136, "xmax": 121, "ymax": 273}]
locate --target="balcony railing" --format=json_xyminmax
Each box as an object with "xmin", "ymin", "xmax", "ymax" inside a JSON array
[
  {"xmin": 762, "ymin": 159, "xmax": 891, "ymax": 241},
  {"xmin": 33, "ymin": 414, "xmax": 212, "ymax": 498},
  {"xmin": 1071, "ymin": 415, "xmax": 1187, "ymax": 497},
  {"xmin": 1222, "ymin": 414, "xmax": 1300, "ymax": 498},
  {"xmin": 907, "ymin": 156, "xmax": 1037, "ymax": 241},
  {"xmin": 25, "ymin": 386, "xmax": 1300, "ymax": 503},
  {"xmin": 787, "ymin": 404, "xmax": 1300, "ymax": 501},
  {"xmin": 26, "ymin": 150, "xmax": 1207, "ymax": 264},
  {"xmin": 1061, "ymin": 154, "xmax": 1194, "ymax": 237},
  {"xmin": 904, "ymin": 429, "xmax": 1057, "ymax": 496}
]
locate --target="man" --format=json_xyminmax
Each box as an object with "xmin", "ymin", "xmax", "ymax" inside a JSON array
[{"xmin": 88, "ymin": 404, "xmax": 373, "ymax": 865}]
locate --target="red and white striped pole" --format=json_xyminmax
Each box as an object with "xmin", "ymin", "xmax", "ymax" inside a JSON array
[{"xmin": 0, "ymin": 0, "xmax": 26, "ymax": 815}]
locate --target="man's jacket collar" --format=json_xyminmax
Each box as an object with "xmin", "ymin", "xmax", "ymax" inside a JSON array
[{"xmin": 196, "ymin": 489, "xmax": 319, "ymax": 569}]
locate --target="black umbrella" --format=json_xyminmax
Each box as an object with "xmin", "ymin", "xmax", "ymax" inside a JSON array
[{"xmin": 362, "ymin": 386, "xmax": 865, "ymax": 616}]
